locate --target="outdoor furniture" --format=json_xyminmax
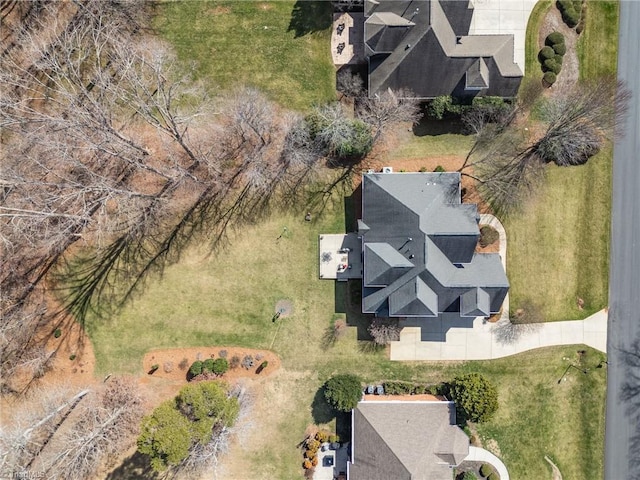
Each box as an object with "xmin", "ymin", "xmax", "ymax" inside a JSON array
[
  {"xmin": 337, "ymin": 42, "xmax": 345, "ymax": 54},
  {"xmin": 337, "ymin": 23, "xmax": 345, "ymax": 35},
  {"xmin": 323, "ymin": 455, "xmax": 334, "ymax": 467}
]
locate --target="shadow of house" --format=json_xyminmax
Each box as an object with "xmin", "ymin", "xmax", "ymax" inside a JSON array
[{"xmin": 288, "ymin": 1, "xmax": 333, "ymax": 38}]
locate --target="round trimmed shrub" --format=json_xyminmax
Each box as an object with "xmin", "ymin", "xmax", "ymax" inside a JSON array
[
  {"xmin": 202, "ymin": 358, "xmax": 215, "ymax": 373},
  {"xmin": 212, "ymin": 358, "xmax": 229, "ymax": 375},
  {"xmin": 434, "ymin": 165, "xmax": 446, "ymax": 173},
  {"xmin": 543, "ymin": 71, "xmax": 557, "ymax": 86},
  {"xmin": 449, "ymin": 373, "xmax": 499, "ymax": 423},
  {"xmin": 480, "ymin": 463, "xmax": 494, "ymax": 477},
  {"xmin": 54, "ymin": 328, "xmax": 62, "ymax": 338},
  {"xmin": 554, "ymin": 54, "xmax": 564, "ymax": 66},
  {"xmin": 546, "ymin": 31, "xmax": 565, "ymax": 46},
  {"xmin": 188, "ymin": 361, "xmax": 203, "ymax": 378},
  {"xmin": 552, "ymin": 42, "xmax": 567, "ymax": 55},
  {"xmin": 324, "ymin": 374, "xmax": 363, "ymax": 412},
  {"xmin": 561, "ymin": 7, "xmax": 580, "ymax": 27},
  {"xmin": 460, "ymin": 472, "xmax": 478, "ymax": 480},
  {"xmin": 543, "ymin": 59, "xmax": 561, "ymax": 74},
  {"xmin": 487, "ymin": 473, "xmax": 499, "ymax": 480},
  {"xmin": 538, "ymin": 46, "xmax": 555, "ymax": 61}
]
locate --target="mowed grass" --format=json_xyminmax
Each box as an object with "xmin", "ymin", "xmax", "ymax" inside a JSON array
[
  {"xmin": 520, "ymin": 0, "xmax": 552, "ymax": 94},
  {"xmin": 88, "ymin": 189, "xmax": 607, "ymax": 479},
  {"xmin": 154, "ymin": 0, "xmax": 336, "ymax": 111},
  {"xmin": 506, "ymin": 1, "xmax": 618, "ymax": 321},
  {"xmin": 577, "ymin": 1, "xmax": 619, "ymax": 79}
]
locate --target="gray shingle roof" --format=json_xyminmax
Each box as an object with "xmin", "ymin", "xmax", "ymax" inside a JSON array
[
  {"xmin": 365, "ymin": 0, "xmax": 522, "ymax": 98},
  {"xmin": 349, "ymin": 401, "xmax": 469, "ymax": 480},
  {"xmin": 360, "ymin": 172, "xmax": 508, "ymax": 318},
  {"xmin": 364, "ymin": 242, "xmax": 415, "ymax": 286}
]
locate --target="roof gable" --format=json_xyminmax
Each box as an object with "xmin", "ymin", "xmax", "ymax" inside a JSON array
[{"xmin": 364, "ymin": 243, "xmax": 415, "ymax": 286}]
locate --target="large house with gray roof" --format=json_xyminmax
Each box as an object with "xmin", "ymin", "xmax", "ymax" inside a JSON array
[
  {"xmin": 348, "ymin": 400, "xmax": 469, "ymax": 480},
  {"xmin": 364, "ymin": 0, "xmax": 522, "ymax": 98},
  {"xmin": 359, "ymin": 172, "xmax": 508, "ymax": 319}
]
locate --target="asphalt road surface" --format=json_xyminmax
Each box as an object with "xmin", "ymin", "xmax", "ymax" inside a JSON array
[{"xmin": 604, "ymin": 1, "xmax": 640, "ymax": 479}]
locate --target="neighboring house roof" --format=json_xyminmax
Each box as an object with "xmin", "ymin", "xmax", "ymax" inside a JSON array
[
  {"xmin": 349, "ymin": 401, "xmax": 469, "ymax": 480},
  {"xmin": 364, "ymin": 0, "xmax": 522, "ymax": 98},
  {"xmin": 360, "ymin": 172, "xmax": 508, "ymax": 318}
]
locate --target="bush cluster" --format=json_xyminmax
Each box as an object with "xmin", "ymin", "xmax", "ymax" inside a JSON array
[
  {"xmin": 302, "ymin": 431, "xmax": 333, "ymax": 473},
  {"xmin": 188, "ymin": 357, "xmax": 229, "ymax": 380},
  {"xmin": 538, "ymin": 31, "xmax": 566, "ymax": 86},
  {"xmin": 557, "ymin": 0, "xmax": 582, "ymax": 28}
]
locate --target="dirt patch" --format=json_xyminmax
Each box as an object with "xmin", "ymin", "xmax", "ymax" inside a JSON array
[
  {"xmin": 258, "ymin": 2, "xmax": 273, "ymax": 10},
  {"xmin": 275, "ymin": 299, "xmax": 294, "ymax": 318},
  {"xmin": 143, "ymin": 346, "xmax": 281, "ymax": 384}
]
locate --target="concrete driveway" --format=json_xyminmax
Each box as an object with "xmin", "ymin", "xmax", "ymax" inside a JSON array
[{"xmin": 468, "ymin": 0, "xmax": 539, "ymax": 73}]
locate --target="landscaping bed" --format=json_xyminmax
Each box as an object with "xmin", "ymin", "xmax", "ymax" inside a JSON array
[{"xmin": 143, "ymin": 346, "xmax": 280, "ymax": 382}]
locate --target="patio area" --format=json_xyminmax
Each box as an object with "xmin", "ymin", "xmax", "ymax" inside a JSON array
[
  {"xmin": 331, "ymin": 12, "xmax": 365, "ymax": 66},
  {"xmin": 318, "ymin": 233, "xmax": 362, "ymax": 281},
  {"xmin": 314, "ymin": 443, "xmax": 349, "ymax": 480}
]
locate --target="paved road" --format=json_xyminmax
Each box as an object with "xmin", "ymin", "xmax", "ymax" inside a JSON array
[{"xmin": 604, "ymin": 2, "xmax": 640, "ymax": 479}]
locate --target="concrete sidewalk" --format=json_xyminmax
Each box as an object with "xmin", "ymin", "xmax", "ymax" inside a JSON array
[{"xmin": 466, "ymin": 446, "xmax": 510, "ymax": 480}]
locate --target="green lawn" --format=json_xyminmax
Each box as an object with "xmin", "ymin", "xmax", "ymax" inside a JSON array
[
  {"xmin": 506, "ymin": 0, "xmax": 618, "ymax": 321},
  {"xmin": 89, "ymin": 191, "xmax": 607, "ymax": 479},
  {"xmin": 154, "ymin": 0, "xmax": 336, "ymax": 111},
  {"xmin": 520, "ymin": 0, "xmax": 552, "ymax": 97}
]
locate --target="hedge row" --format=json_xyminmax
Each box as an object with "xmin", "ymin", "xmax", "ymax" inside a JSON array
[
  {"xmin": 383, "ymin": 380, "xmax": 445, "ymax": 396},
  {"xmin": 538, "ymin": 31, "xmax": 566, "ymax": 87},
  {"xmin": 426, "ymin": 96, "xmax": 512, "ymax": 120}
]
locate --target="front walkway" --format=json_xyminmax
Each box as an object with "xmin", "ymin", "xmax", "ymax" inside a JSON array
[{"xmin": 466, "ymin": 446, "xmax": 510, "ymax": 480}]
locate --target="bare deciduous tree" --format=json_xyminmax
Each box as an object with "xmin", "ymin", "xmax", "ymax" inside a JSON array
[
  {"xmin": 336, "ymin": 69, "xmax": 364, "ymax": 98},
  {"xmin": 40, "ymin": 378, "xmax": 143, "ymax": 480},
  {"xmin": 357, "ymin": 88, "xmax": 422, "ymax": 143},
  {"xmin": 532, "ymin": 78, "xmax": 630, "ymax": 166},
  {"xmin": 368, "ymin": 319, "xmax": 402, "ymax": 345}
]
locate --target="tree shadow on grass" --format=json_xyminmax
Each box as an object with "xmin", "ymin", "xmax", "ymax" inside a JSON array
[
  {"xmin": 311, "ymin": 385, "xmax": 336, "ymax": 425},
  {"xmin": 288, "ymin": 1, "xmax": 333, "ymax": 38},
  {"xmin": 106, "ymin": 450, "xmax": 160, "ymax": 480}
]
